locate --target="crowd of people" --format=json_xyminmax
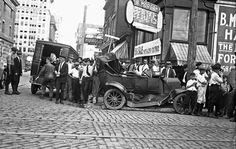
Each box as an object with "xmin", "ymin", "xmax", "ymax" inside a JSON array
[
  {"xmin": 36, "ymin": 53, "xmax": 98, "ymax": 108},
  {"xmin": 3, "ymin": 47, "xmax": 235, "ymax": 122}
]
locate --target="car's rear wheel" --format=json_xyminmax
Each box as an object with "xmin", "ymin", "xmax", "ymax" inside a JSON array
[
  {"xmin": 173, "ymin": 93, "xmax": 186, "ymax": 114},
  {"xmin": 31, "ymin": 84, "xmax": 38, "ymax": 94},
  {"xmin": 104, "ymin": 88, "xmax": 126, "ymax": 110}
]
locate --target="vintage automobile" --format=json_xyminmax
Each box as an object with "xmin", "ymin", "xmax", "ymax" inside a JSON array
[
  {"xmin": 96, "ymin": 53, "xmax": 187, "ymax": 114},
  {"xmin": 30, "ymin": 40, "xmax": 80, "ymax": 94}
]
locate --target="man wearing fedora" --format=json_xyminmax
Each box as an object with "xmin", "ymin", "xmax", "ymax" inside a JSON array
[
  {"xmin": 208, "ymin": 63, "xmax": 223, "ymax": 117},
  {"xmin": 11, "ymin": 50, "xmax": 23, "ymax": 95},
  {"xmin": 162, "ymin": 61, "xmax": 176, "ymax": 78},
  {"xmin": 55, "ymin": 55, "xmax": 68, "ymax": 104},
  {"xmin": 5, "ymin": 47, "xmax": 18, "ymax": 95}
]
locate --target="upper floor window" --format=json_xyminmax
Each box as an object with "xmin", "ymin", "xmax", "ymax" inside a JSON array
[
  {"xmin": 135, "ymin": 30, "xmax": 158, "ymax": 46},
  {"xmin": 2, "ymin": 21, "xmax": 5, "ymax": 33},
  {"xmin": 172, "ymin": 8, "xmax": 207, "ymax": 43},
  {"xmin": 9, "ymin": 26, "xmax": 12, "ymax": 37}
]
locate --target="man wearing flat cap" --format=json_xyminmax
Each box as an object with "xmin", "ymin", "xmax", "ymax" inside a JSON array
[
  {"xmin": 208, "ymin": 63, "xmax": 223, "ymax": 117},
  {"xmin": 5, "ymin": 47, "xmax": 18, "ymax": 95},
  {"xmin": 55, "ymin": 55, "xmax": 68, "ymax": 104}
]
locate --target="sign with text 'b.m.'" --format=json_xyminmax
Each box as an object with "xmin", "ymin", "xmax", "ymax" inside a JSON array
[{"xmin": 214, "ymin": 3, "xmax": 236, "ymax": 72}]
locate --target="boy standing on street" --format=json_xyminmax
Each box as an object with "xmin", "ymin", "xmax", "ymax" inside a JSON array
[{"xmin": 183, "ymin": 73, "xmax": 198, "ymax": 114}]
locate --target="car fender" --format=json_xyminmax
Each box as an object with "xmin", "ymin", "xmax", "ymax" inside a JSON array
[
  {"xmin": 169, "ymin": 88, "xmax": 187, "ymax": 101},
  {"xmin": 105, "ymin": 81, "xmax": 127, "ymax": 93}
]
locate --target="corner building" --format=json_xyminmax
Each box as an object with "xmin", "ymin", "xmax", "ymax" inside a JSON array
[{"xmin": 102, "ymin": 0, "xmax": 218, "ymax": 66}]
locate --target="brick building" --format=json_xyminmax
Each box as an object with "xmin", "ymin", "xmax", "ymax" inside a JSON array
[{"xmin": 0, "ymin": 0, "xmax": 19, "ymax": 63}]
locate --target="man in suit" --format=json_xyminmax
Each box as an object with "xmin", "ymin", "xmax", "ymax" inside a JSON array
[
  {"xmin": 12, "ymin": 50, "xmax": 22, "ymax": 95},
  {"xmin": 161, "ymin": 61, "xmax": 176, "ymax": 78},
  {"xmin": 55, "ymin": 55, "xmax": 68, "ymax": 104},
  {"xmin": 5, "ymin": 47, "xmax": 17, "ymax": 95}
]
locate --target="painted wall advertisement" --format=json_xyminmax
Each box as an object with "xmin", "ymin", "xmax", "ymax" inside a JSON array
[
  {"xmin": 214, "ymin": 3, "xmax": 236, "ymax": 72},
  {"xmin": 134, "ymin": 38, "xmax": 161, "ymax": 58}
]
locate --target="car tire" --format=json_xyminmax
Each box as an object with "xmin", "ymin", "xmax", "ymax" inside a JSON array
[
  {"xmin": 31, "ymin": 84, "xmax": 38, "ymax": 94},
  {"xmin": 173, "ymin": 93, "xmax": 186, "ymax": 114},
  {"xmin": 104, "ymin": 88, "xmax": 126, "ymax": 110}
]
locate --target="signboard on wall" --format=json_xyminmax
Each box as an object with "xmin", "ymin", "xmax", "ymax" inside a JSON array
[
  {"xmin": 125, "ymin": 0, "xmax": 163, "ymax": 33},
  {"xmin": 213, "ymin": 2, "xmax": 236, "ymax": 72},
  {"xmin": 134, "ymin": 38, "xmax": 161, "ymax": 58}
]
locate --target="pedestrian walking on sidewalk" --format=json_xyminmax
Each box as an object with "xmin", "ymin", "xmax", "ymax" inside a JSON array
[
  {"xmin": 5, "ymin": 47, "xmax": 17, "ymax": 95},
  {"xmin": 55, "ymin": 55, "xmax": 68, "ymax": 104},
  {"xmin": 36, "ymin": 57, "xmax": 55, "ymax": 100}
]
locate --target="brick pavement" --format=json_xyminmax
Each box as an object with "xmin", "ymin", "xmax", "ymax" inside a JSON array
[{"xmin": 0, "ymin": 73, "xmax": 235, "ymax": 148}]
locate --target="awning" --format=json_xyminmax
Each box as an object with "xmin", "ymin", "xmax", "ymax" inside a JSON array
[
  {"xmin": 110, "ymin": 41, "xmax": 128, "ymax": 59},
  {"xmin": 170, "ymin": 42, "xmax": 213, "ymax": 65}
]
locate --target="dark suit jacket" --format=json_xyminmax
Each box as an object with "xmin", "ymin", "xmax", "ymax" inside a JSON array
[
  {"xmin": 162, "ymin": 68, "xmax": 176, "ymax": 78},
  {"xmin": 55, "ymin": 62, "xmax": 68, "ymax": 82},
  {"xmin": 13, "ymin": 57, "xmax": 22, "ymax": 76}
]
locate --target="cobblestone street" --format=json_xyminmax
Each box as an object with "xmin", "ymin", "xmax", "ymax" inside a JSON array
[{"xmin": 0, "ymin": 73, "xmax": 235, "ymax": 149}]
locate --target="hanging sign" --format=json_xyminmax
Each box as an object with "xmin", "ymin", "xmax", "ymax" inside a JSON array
[
  {"xmin": 125, "ymin": 0, "xmax": 163, "ymax": 33},
  {"xmin": 134, "ymin": 38, "xmax": 161, "ymax": 58}
]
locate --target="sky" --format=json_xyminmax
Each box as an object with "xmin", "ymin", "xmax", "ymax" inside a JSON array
[{"xmin": 50, "ymin": 0, "xmax": 105, "ymax": 49}]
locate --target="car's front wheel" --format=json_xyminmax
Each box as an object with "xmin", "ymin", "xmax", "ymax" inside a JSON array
[
  {"xmin": 103, "ymin": 88, "xmax": 126, "ymax": 110},
  {"xmin": 173, "ymin": 93, "xmax": 186, "ymax": 114}
]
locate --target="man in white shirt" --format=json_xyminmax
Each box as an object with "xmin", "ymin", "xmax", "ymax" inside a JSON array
[
  {"xmin": 81, "ymin": 58, "xmax": 95, "ymax": 107},
  {"xmin": 66, "ymin": 54, "xmax": 74, "ymax": 101},
  {"xmin": 135, "ymin": 59, "xmax": 149, "ymax": 76},
  {"xmin": 70, "ymin": 61, "xmax": 81, "ymax": 104},
  {"xmin": 208, "ymin": 63, "xmax": 223, "ymax": 117},
  {"xmin": 183, "ymin": 72, "xmax": 198, "ymax": 114}
]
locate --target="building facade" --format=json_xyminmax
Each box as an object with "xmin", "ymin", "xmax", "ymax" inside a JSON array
[
  {"xmin": 76, "ymin": 23, "xmax": 103, "ymax": 58},
  {"xmin": 102, "ymin": 0, "xmax": 219, "ymax": 66},
  {"xmin": 13, "ymin": 0, "xmax": 54, "ymax": 55},
  {"xmin": 0, "ymin": 0, "xmax": 19, "ymax": 63}
]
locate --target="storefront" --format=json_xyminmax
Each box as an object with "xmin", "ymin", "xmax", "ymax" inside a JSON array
[{"xmin": 154, "ymin": 0, "xmax": 216, "ymax": 66}]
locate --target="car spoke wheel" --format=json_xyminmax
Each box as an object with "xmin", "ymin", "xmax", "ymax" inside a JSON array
[
  {"xmin": 104, "ymin": 88, "xmax": 126, "ymax": 110},
  {"xmin": 173, "ymin": 93, "xmax": 186, "ymax": 114}
]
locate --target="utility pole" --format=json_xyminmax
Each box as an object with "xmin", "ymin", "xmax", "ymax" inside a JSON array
[
  {"xmin": 80, "ymin": 5, "xmax": 87, "ymax": 58},
  {"xmin": 187, "ymin": 0, "xmax": 198, "ymax": 75}
]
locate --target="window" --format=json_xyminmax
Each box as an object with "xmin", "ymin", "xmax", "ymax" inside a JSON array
[
  {"xmin": 172, "ymin": 8, "xmax": 207, "ymax": 43},
  {"xmin": 135, "ymin": 30, "xmax": 156, "ymax": 45},
  {"xmin": 9, "ymin": 26, "xmax": 12, "ymax": 36},
  {"xmin": 2, "ymin": 21, "xmax": 5, "ymax": 33},
  {"xmin": 10, "ymin": 10, "xmax": 14, "ymax": 18}
]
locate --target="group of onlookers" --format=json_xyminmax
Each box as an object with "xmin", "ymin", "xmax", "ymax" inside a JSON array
[
  {"xmin": 123, "ymin": 58, "xmax": 176, "ymax": 78},
  {"xmin": 182, "ymin": 62, "xmax": 235, "ymax": 122},
  {"xmin": 122, "ymin": 58, "xmax": 235, "ymax": 122},
  {"xmin": 36, "ymin": 53, "xmax": 98, "ymax": 108},
  {"xmin": 4, "ymin": 47, "xmax": 23, "ymax": 95}
]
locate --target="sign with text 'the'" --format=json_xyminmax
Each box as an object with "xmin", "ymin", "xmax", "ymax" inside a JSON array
[{"xmin": 214, "ymin": 3, "xmax": 236, "ymax": 72}]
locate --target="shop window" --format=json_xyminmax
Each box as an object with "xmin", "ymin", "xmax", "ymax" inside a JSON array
[{"xmin": 172, "ymin": 8, "xmax": 207, "ymax": 43}]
